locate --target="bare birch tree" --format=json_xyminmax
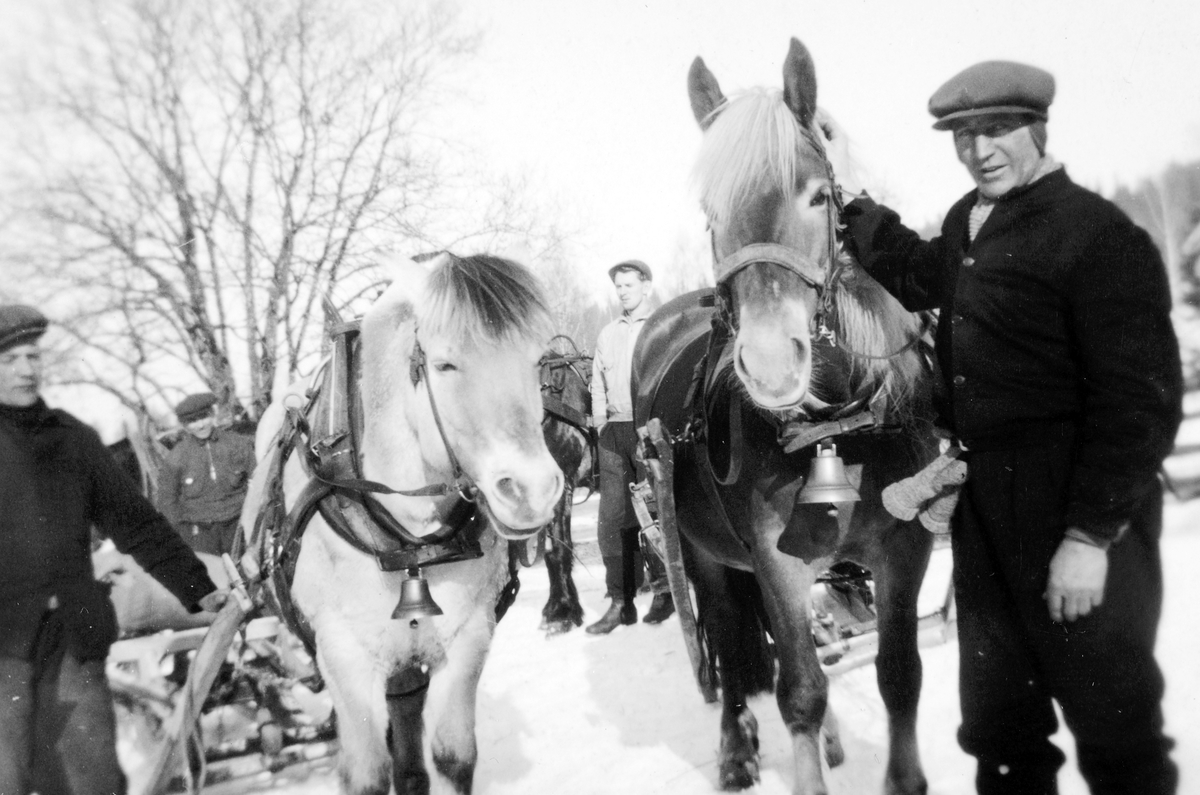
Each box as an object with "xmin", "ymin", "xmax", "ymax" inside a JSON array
[{"xmin": 6, "ymin": 0, "xmax": 564, "ymax": 424}]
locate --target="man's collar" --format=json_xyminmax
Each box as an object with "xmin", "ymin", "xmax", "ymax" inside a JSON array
[
  {"xmin": 621, "ymin": 302, "xmax": 653, "ymax": 322},
  {"xmin": 983, "ymin": 158, "xmax": 1065, "ymax": 205},
  {"xmin": 0, "ymin": 398, "xmax": 55, "ymax": 429}
]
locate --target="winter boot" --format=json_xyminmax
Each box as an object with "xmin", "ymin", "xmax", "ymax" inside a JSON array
[
  {"xmin": 642, "ymin": 593, "xmax": 675, "ymax": 624},
  {"xmin": 586, "ymin": 599, "xmax": 637, "ymax": 635}
]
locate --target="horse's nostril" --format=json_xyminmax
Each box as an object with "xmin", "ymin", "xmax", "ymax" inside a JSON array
[
  {"xmin": 793, "ymin": 338, "xmax": 808, "ymax": 361},
  {"xmin": 496, "ymin": 477, "xmax": 521, "ymax": 503}
]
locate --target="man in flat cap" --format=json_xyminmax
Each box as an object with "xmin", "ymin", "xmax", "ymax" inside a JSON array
[
  {"xmin": 0, "ymin": 304, "xmax": 226, "ymax": 794},
  {"xmin": 158, "ymin": 391, "xmax": 257, "ymax": 556},
  {"xmin": 820, "ymin": 61, "xmax": 1180, "ymax": 794},
  {"xmin": 586, "ymin": 259, "xmax": 674, "ymax": 633}
]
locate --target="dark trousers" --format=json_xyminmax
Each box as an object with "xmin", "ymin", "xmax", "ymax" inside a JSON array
[
  {"xmin": 179, "ymin": 515, "xmax": 240, "ymax": 556},
  {"xmin": 0, "ymin": 613, "xmax": 125, "ymax": 795},
  {"xmin": 597, "ymin": 421, "xmax": 668, "ymax": 600},
  {"xmin": 952, "ymin": 443, "xmax": 1176, "ymax": 795}
]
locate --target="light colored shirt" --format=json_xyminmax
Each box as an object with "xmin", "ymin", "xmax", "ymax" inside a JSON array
[{"xmin": 591, "ymin": 302, "xmax": 653, "ymax": 426}]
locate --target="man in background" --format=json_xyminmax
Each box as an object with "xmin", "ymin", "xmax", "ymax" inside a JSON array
[
  {"xmin": 0, "ymin": 304, "xmax": 225, "ymax": 794},
  {"xmin": 587, "ymin": 259, "xmax": 674, "ymax": 634},
  {"xmin": 158, "ymin": 391, "xmax": 257, "ymax": 556}
]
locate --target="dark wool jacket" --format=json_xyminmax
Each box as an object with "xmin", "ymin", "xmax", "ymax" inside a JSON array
[
  {"xmin": 0, "ymin": 401, "xmax": 216, "ymax": 660},
  {"xmin": 158, "ymin": 427, "xmax": 256, "ymax": 525},
  {"xmin": 842, "ymin": 168, "xmax": 1183, "ymax": 543}
]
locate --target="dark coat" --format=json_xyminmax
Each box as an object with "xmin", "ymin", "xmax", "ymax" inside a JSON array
[
  {"xmin": 842, "ymin": 168, "xmax": 1183, "ymax": 542},
  {"xmin": 158, "ymin": 427, "xmax": 256, "ymax": 525},
  {"xmin": 0, "ymin": 401, "xmax": 217, "ymax": 660}
]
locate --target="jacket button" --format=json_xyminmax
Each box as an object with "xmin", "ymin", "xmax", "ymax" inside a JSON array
[
  {"xmin": 962, "ymin": 256, "xmax": 975, "ymax": 267},
  {"xmin": 953, "ymin": 375, "xmax": 966, "ymax": 386}
]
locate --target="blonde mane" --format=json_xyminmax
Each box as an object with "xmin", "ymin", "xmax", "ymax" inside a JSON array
[
  {"xmin": 692, "ymin": 89, "xmax": 820, "ymax": 224},
  {"xmin": 417, "ymin": 253, "xmax": 555, "ymax": 347},
  {"xmin": 695, "ymin": 90, "xmax": 928, "ymax": 414}
]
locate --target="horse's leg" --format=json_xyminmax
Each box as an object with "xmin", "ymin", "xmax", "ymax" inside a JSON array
[
  {"xmin": 870, "ymin": 519, "xmax": 933, "ymax": 795},
  {"xmin": 423, "ymin": 610, "xmax": 493, "ymax": 794},
  {"xmin": 315, "ymin": 632, "xmax": 392, "ymax": 795},
  {"xmin": 821, "ymin": 701, "xmax": 844, "ymax": 768},
  {"xmin": 751, "ymin": 532, "xmax": 830, "ymax": 795},
  {"xmin": 687, "ymin": 549, "xmax": 773, "ymax": 790},
  {"xmin": 387, "ymin": 667, "xmax": 432, "ymax": 795},
  {"xmin": 541, "ymin": 474, "xmax": 583, "ymax": 634}
]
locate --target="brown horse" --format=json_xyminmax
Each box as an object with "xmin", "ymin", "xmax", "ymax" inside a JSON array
[{"xmin": 633, "ymin": 39, "xmax": 937, "ymax": 794}]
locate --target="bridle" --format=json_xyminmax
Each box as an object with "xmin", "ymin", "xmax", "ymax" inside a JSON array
[
  {"xmin": 709, "ymin": 127, "xmax": 924, "ymax": 363},
  {"xmin": 275, "ymin": 320, "xmax": 489, "ymax": 577},
  {"xmin": 538, "ymin": 336, "xmax": 600, "ymax": 489},
  {"xmin": 538, "ymin": 336, "xmax": 593, "ymax": 434},
  {"xmin": 407, "ymin": 336, "xmax": 477, "ymax": 505}
]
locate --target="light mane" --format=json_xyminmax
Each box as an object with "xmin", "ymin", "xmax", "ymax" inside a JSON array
[
  {"xmin": 417, "ymin": 254, "xmax": 555, "ymax": 347},
  {"xmin": 692, "ymin": 89, "xmax": 822, "ymax": 224},
  {"xmin": 831, "ymin": 267, "xmax": 929, "ymax": 411}
]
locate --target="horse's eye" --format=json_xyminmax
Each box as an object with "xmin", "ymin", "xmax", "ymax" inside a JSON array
[
  {"xmin": 432, "ymin": 362, "xmax": 457, "ymax": 373},
  {"xmin": 810, "ymin": 190, "xmax": 829, "ymax": 208}
]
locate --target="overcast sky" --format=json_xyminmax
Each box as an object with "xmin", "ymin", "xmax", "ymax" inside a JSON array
[
  {"xmin": 446, "ymin": 0, "xmax": 1200, "ymax": 295},
  {"xmin": 3, "ymin": 0, "xmax": 1199, "ymax": 298}
]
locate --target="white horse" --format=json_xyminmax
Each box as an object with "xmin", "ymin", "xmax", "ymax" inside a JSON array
[{"xmin": 245, "ymin": 252, "xmax": 563, "ymax": 794}]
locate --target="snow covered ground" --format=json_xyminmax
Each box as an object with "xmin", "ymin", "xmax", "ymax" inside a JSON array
[{"xmin": 200, "ymin": 482, "xmax": 1199, "ymax": 795}]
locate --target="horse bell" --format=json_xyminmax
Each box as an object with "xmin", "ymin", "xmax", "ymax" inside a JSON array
[
  {"xmin": 796, "ymin": 441, "xmax": 860, "ymax": 511},
  {"xmin": 392, "ymin": 567, "xmax": 444, "ymax": 621}
]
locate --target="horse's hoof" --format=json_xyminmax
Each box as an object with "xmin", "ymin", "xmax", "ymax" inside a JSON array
[
  {"xmin": 822, "ymin": 730, "xmax": 845, "ymax": 768},
  {"xmin": 884, "ymin": 773, "xmax": 928, "ymax": 795},
  {"xmin": 718, "ymin": 759, "xmax": 760, "ymax": 791},
  {"xmin": 543, "ymin": 619, "xmax": 576, "ymax": 637}
]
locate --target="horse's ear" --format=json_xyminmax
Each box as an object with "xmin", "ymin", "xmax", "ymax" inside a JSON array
[
  {"xmin": 379, "ymin": 253, "xmax": 445, "ymax": 287},
  {"xmin": 688, "ymin": 56, "xmax": 726, "ymax": 131},
  {"xmin": 782, "ymin": 37, "xmax": 818, "ymax": 128}
]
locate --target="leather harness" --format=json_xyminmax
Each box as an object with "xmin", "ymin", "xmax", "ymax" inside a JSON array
[
  {"xmin": 252, "ymin": 319, "xmax": 492, "ymax": 656},
  {"xmin": 679, "ymin": 125, "xmax": 935, "ymax": 550}
]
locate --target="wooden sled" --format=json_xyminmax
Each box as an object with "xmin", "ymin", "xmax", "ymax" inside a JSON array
[{"xmin": 110, "ymin": 556, "xmax": 335, "ymax": 795}]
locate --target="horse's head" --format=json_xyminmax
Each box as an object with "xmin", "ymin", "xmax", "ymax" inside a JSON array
[
  {"xmin": 360, "ymin": 253, "xmax": 563, "ymax": 538},
  {"xmin": 688, "ymin": 38, "xmax": 843, "ymax": 412},
  {"xmin": 540, "ymin": 335, "xmax": 592, "ymax": 419}
]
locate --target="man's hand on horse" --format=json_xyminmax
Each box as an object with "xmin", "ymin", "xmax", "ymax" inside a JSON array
[
  {"xmin": 1044, "ymin": 533, "xmax": 1108, "ymax": 623},
  {"xmin": 198, "ymin": 589, "xmax": 231, "ymax": 614},
  {"xmin": 813, "ymin": 108, "xmax": 863, "ymax": 198}
]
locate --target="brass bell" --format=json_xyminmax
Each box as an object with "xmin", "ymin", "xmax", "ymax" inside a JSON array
[
  {"xmin": 795, "ymin": 441, "xmax": 861, "ymax": 507},
  {"xmin": 392, "ymin": 567, "xmax": 443, "ymax": 620}
]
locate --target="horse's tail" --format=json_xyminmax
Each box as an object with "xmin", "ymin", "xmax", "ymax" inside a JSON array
[{"xmin": 693, "ymin": 564, "xmax": 776, "ymax": 698}]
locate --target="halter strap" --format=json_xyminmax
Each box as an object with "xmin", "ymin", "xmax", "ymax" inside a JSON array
[
  {"xmin": 409, "ymin": 338, "xmax": 475, "ymax": 500},
  {"xmin": 714, "ymin": 242, "xmax": 827, "ymax": 288}
]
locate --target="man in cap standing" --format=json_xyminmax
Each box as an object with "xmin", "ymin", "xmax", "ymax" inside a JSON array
[
  {"xmin": 586, "ymin": 259, "xmax": 674, "ymax": 633},
  {"xmin": 158, "ymin": 391, "xmax": 257, "ymax": 556},
  {"xmin": 821, "ymin": 61, "xmax": 1181, "ymax": 794},
  {"xmin": 0, "ymin": 304, "xmax": 225, "ymax": 794}
]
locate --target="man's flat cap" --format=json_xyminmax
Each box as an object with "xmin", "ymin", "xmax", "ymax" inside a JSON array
[
  {"xmin": 0, "ymin": 305, "xmax": 49, "ymax": 353},
  {"xmin": 929, "ymin": 61, "xmax": 1055, "ymax": 130},
  {"xmin": 175, "ymin": 392, "xmax": 218, "ymax": 423},
  {"xmin": 608, "ymin": 259, "xmax": 653, "ymax": 282}
]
